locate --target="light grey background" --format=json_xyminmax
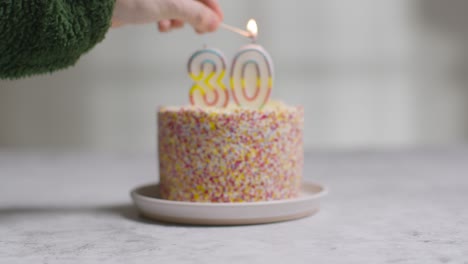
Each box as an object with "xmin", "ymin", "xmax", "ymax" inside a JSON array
[{"xmin": 1, "ymin": 0, "xmax": 468, "ymax": 153}]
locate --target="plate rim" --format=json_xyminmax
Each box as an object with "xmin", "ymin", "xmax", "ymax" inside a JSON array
[
  {"xmin": 131, "ymin": 181, "xmax": 328, "ymax": 207},
  {"xmin": 138, "ymin": 209, "xmax": 320, "ymax": 226}
]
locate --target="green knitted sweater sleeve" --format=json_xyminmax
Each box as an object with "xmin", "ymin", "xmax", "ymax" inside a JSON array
[{"xmin": 0, "ymin": 0, "xmax": 115, "ymax": 79}]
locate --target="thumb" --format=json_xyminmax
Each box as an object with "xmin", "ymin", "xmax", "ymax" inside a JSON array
[{"xmin": 163, "ymin": 0, "xmax": 221, "ymax": 33}]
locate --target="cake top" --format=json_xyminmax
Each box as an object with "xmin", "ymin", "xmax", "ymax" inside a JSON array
[{"xmin": 159, "ymin": 101, "xmax": 301, "ymax": 115}]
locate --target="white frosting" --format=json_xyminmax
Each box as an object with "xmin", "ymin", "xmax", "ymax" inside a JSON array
[{"xmin": 159, "ymin": 100, "xmax": 301, "ymax": 114}]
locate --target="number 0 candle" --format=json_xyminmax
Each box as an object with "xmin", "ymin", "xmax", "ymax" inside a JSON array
[
  {"xmin": 187, "ymin": 47, "xmax": 229, "ymax": 108},
  {"xmin": 230, "ymin": 19, "xmax": 274, "ymax": 109}
]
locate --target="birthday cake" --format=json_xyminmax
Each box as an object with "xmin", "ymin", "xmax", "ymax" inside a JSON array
[
  {"xmin": 158, "ymin": 101, "xmax": 304, "ymax": 202},
  {"xmin": 158, "ymin": 20, "xmax": 304, "ymax": 202}
]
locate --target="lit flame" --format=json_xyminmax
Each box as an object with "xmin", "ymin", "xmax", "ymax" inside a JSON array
[{"xmin": 247, "ymin": 19, "xmax": 258, "ymax": 37}]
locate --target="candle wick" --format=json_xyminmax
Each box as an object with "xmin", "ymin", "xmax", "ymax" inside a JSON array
[{"xmin": 251, "ymin": 36, "xmax": 257, "ymax": 44}]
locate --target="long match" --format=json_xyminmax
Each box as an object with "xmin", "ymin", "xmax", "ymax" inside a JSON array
[{"xmin": 220, "ymin": 23, "xmax": 252, "ymax": 38}]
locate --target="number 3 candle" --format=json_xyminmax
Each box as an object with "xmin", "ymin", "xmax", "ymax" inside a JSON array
[
  {"xmin": 230, "ymin": 19, "xmax": 274, "ymax": 109},
  {"xmin": 187, "ymin": 47, "xmax": 229, "ymax": 108}
]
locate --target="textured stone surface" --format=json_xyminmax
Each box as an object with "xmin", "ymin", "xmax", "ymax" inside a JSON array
[{"xmin": 1, "ymin": 149, "xmax": 467, "ymax": 263}]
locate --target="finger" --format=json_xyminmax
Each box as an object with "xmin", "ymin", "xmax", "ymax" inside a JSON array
[
  {"xmin": 163, "ymin": 0, "xmax": 220, "ymax": 33},
  {"xmin": 158, "ymin": 19, "xmax": 172, "ymax": 32},
  {"xmin": 170, "ymin": 19, "xmax": 185, "ymax": 29},
  {"xmin": 111, "ymin": 17, "xmax": 124, "ymax": 28},
  {"xmin": 197, "ymin": 0, "xmax": 223, "ymax": 20}
]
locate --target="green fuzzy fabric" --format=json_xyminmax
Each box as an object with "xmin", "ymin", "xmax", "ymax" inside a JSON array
[{"xmin": 0, "ymin": 0, "xmax": 115, "ymax": 79}]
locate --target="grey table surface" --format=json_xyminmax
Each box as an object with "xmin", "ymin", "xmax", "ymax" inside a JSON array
[{"xmin": 0, "ymin": 149, "xmax": 467, "ymax": 264}]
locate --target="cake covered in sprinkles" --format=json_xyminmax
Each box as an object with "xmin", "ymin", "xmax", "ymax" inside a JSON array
[{"xmin": 158, "ymin": 101, "xmax": 304, "ymax": 202}]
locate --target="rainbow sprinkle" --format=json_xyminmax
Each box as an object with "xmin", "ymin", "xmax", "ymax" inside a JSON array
[{"xmin": 158, "ymin": 101, "xmax": 304, "ymax": 203}]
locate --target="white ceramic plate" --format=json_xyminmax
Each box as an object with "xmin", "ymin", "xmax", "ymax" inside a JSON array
[{"xmin": 131, "ymin": 182, "xmax": 327, "ymax": 225}]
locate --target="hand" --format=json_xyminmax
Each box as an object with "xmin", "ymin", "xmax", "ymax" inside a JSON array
[{"xmin": 112, "ymin": 0, "xmax": 223, "ymax": 34}]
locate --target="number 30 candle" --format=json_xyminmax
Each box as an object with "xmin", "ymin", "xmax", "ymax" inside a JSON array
[
  {"xmin": 187, "ymin": 19, "xmax": 273, "ymax": 109},
  {"xmin": 230, "ymin": 19, "xmax": 274, "ymax": 109}
]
